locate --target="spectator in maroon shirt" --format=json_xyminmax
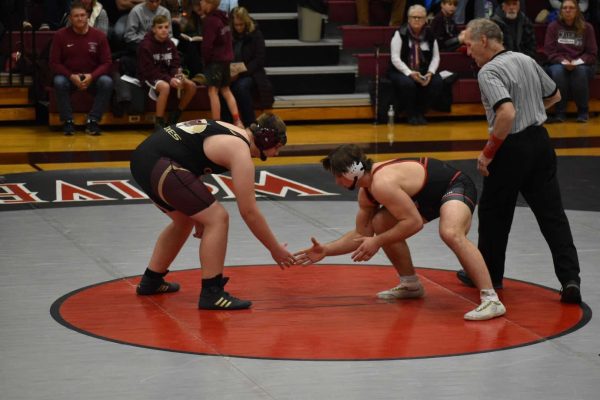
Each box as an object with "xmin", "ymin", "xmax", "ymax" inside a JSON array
[
  {"xmin": 50, "ymin": 1, "xmax": 113, "ymax": 135},
  {"xmin": 137, "ymin": 15, "xmax": 197, "ymax": 130}
]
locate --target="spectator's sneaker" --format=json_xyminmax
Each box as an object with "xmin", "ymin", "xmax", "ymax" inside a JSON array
[
  {"xmin": 407, "ymin": 116, "xmax": 419, "ymax": 125},
  {"xmin": 168, "ymin": 110, "xmax": 182, "ymax": 125},
  {"xmin": 22, "ymin": 21, "xmax": 33, "ymax": 30},
  {"xmin": 576, "ymin": 113, "xmax": 589, "ymax": 123},
  {"xmin": 376, "ymin": 282, "xmax": 425, "ymax": 299},
  {"xmin": 416, "ymin": 114, "xmax": 428, "ymax": 125},
  {"xmin": 464, "ymin": 299, "xmax": 506, "ymax": 321},
  {"xmin": 456, "ymin": 269, "xmax": 503, "ymax": 289},
  {"xmin": 85, "ymin": 119, "xmax": 102, "ymax": 136},
  {"xmin": 154, "ymin": 117, "xmax": 166, "ymax": 131},
  {"xmin": 63, "ymin": 120, "xmax": 75, "ymax": 136},
  {"xmin": 547, "ymin": 113, "xmax": 566, "ymax": 123},
  {"xmin": 560, "ymin": 281, "xmax": 582, "ymax": 304},
  {"xmin": 39, "ymin": 23, "xmax": 50, "ymax": 31},
  {"xmin": 136, "ymin": 275, "xmax": 180, "ymax": 295}
]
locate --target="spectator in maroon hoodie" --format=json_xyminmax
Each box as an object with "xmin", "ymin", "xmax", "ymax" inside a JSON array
[
  {"xmin": 137, "ymin": 14, "xmax": 197, "ymax": 130},
  {"xmin": 201, "ymin": 0, "xmax": 243, "ymax": 128},
  {"xmin": 50, "ymin": 1, "xmax": 113, "ymax": 136}
]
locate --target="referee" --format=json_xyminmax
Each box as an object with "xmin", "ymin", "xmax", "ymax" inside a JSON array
[{"xmin": 456, "ymin": 18, "xmax": 582, "ymax": 303}]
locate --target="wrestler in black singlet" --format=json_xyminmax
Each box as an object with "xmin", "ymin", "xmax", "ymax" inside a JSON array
[
  {"xmin": 364, "ymin": 157, "xmax": 477, "ymax": 221},
  {"xmin": 130, "ymin": 119, "xmax": 250, "ymax": 214}
]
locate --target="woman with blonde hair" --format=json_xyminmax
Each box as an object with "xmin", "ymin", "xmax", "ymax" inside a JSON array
[
  {"xmin": 227, "ymin": 6, "xmax": 273, "ymax": 126},
  {"xmin": 544, "ymin": 0, "xmax": 597, "ymax": 123}
]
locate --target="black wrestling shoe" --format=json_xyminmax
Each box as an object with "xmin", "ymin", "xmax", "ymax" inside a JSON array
[
  {"xmin": 136, "ymin": 275, "xmax": 180, "ymax": 295},
  {"xmin": 560, "ymin": 281, "xmax": 582, "ymax": 304},
  {"xmin": 198, "ymin": 277, "xmax": 251, "ymax": 310},
  {"xmin": 456, "ymin": 269, "xmax": 503, "ymax": 289}
]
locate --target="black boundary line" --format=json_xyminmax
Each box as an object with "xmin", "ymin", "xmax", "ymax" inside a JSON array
[{"xmin": 49, "ymin": 264, "xmax": 593, "ymax": 362}]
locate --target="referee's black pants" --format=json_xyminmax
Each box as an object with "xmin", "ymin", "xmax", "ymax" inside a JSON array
[{"xmin": 477, "ymin": 125, "xmax": 581, "ymax": 287}]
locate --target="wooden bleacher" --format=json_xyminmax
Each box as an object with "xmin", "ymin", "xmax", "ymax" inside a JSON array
[{"xmin": 3, "ymin": 0, "xmax": 599, "ymax": 126}]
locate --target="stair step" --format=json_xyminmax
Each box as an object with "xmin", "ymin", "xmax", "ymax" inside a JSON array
[
  {"xmin": 240, "ymin": 0, "xmax": 298, "ymax": 13},
  {"xmin": 265, "ymin": 65, "xmax": 357, "ymax": 75},
  {"xmin": 265, "ymin": 39, "xmax": 341, "ymax": 67},
  {"xmin": 252, "ymin": 13, "xmax": 299, "ymax": 39},
  {"xmin": 273, "ymin": 93, "xmax": 370, "ymax": 108},
  {"xmin": 266, "ymin": 38, "xmax": 341, "ymax": 47},
  {"xmin": 266, "ymin": 65, "xmax": 357, "ymax": 95}
]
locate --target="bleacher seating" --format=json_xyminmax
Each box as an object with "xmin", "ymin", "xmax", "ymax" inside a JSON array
[{"xmin": 2, "ymin": 0, "xmax": 599, "ymax": 125}]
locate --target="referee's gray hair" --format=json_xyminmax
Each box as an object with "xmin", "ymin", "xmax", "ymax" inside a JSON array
[{"xmin": 466, "ymin": 18, "xmax": 504, "ymax": 43}]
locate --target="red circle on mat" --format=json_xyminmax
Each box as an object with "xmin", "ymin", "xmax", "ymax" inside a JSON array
[{"xmin": 52, "ymin": 265, "xmax": 589, "ymax": 360}]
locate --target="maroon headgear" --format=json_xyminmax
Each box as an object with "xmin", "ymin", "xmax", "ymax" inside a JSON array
[{"xmin": 250, "ymin": 115, "xmax": 287, "ymax": 161}]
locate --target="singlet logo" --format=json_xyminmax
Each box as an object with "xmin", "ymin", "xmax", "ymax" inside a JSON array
[{"xmin": 163, "ymin": 126, "xmax": 181, "ymax": 141}]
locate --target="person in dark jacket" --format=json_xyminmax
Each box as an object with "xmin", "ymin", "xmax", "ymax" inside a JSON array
[
  {"xmin": 201, "ymin": 0, "xmax": 243, "ymax": 128},
  {"xmin": 137, "ymin": 14, "xmax": 197, "ymax": 129},
  {"xmin": 178, "ymin": 0, "xmax": 205, "ymax": 81},
  {"xmin": 228, "ymin": 6, "xmax": 274, "ymax": 127},
  {"xmin": 387, "ymin": 4, "xmax": 443, "ymax": 125},
  {"xmin": 430, "ymin": 0, "xmax": 463, "ymax": 52},
  {"xmin": 490, "ymin": 0, "xmax": 537, "ymax": 60}
]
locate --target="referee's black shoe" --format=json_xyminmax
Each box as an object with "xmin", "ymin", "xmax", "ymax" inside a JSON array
[
  {"xmin": 560, "ymin": 281, "xmax": 582, "ymax": 304},
  {"xmin": 456, "ymin": 269, "xmax": 503, "ymax": 289}
]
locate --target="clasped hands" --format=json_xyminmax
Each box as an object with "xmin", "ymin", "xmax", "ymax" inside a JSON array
[
  {"xmin": 71, "ymin": 73, "xmax": 92, "ymax": 90},
  {"xmin": 410, "ymin": 71, "xmax": 432, "ymax": 87}
]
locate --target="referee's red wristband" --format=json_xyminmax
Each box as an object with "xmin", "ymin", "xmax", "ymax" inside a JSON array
[{"xmin": 482, "ymin": 134, "xmax": 504, "ymax": 159}]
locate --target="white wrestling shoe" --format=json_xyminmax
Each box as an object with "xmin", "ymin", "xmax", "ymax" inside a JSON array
[
  {"xmin": 464, "ymin": 299, "xmax": 506, "ymax": 321},
  {"xmin": 376, "ymin": 282, "xmax": 425, "ymax": 299}
]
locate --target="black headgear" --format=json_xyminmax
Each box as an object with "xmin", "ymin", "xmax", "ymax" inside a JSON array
[{"xmin": 250, "ymin": 121, "xmax": 287, "ymax": 161}]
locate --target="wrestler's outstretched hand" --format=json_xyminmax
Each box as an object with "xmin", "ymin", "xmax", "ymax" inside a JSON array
[
  {"xmin": 294, "ymin": 237, "xmax": 326, "ymax": 265},
  {"xmin": 271, "ymin": 243, "xmax": 296, "ymax": 269}
]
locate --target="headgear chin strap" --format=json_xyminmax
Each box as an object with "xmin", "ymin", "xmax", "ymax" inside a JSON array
[{"xmin": 342, "ymin": 161, "xmax": 365, "ymax": 190}]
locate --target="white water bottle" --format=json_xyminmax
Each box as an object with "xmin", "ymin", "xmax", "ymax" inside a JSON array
[
  {"xmin": 387, "ymin": 105, "xmax": 395, "ymax": 144},
  {"xmin": 176, "ymin": 67, "xmax": 183, "ymax": 98}
]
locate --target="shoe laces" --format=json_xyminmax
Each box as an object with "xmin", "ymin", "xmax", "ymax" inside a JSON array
[{"xmin": 475, "ymin": 300, "xmax": 498, "ymax": 312}]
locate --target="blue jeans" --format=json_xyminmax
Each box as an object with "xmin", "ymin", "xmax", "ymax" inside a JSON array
[
  {"xmin": 53, "ymin": 74, "xmax": 114, "ymax": 122},
  {"xmin": 545, "ymin": 63, "xmax": 594, "ymax": 114},
  {"xmin": 230, "ymin": 76, "xmax": 256, "ymax": 126}
]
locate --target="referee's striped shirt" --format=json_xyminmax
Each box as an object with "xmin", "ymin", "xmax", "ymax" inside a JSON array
[{"xmin": 478, "ymin": 51, "xmax": 558, "ymax": 134}]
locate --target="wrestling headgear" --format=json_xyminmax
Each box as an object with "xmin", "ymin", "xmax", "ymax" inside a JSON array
[
  {"xmin": 250, "ymin": 115, "xmax": 287, "ymax": 161},
  {"xmin": 342, "ymin": 161, "xmax": 365, "ymax": 191}
]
